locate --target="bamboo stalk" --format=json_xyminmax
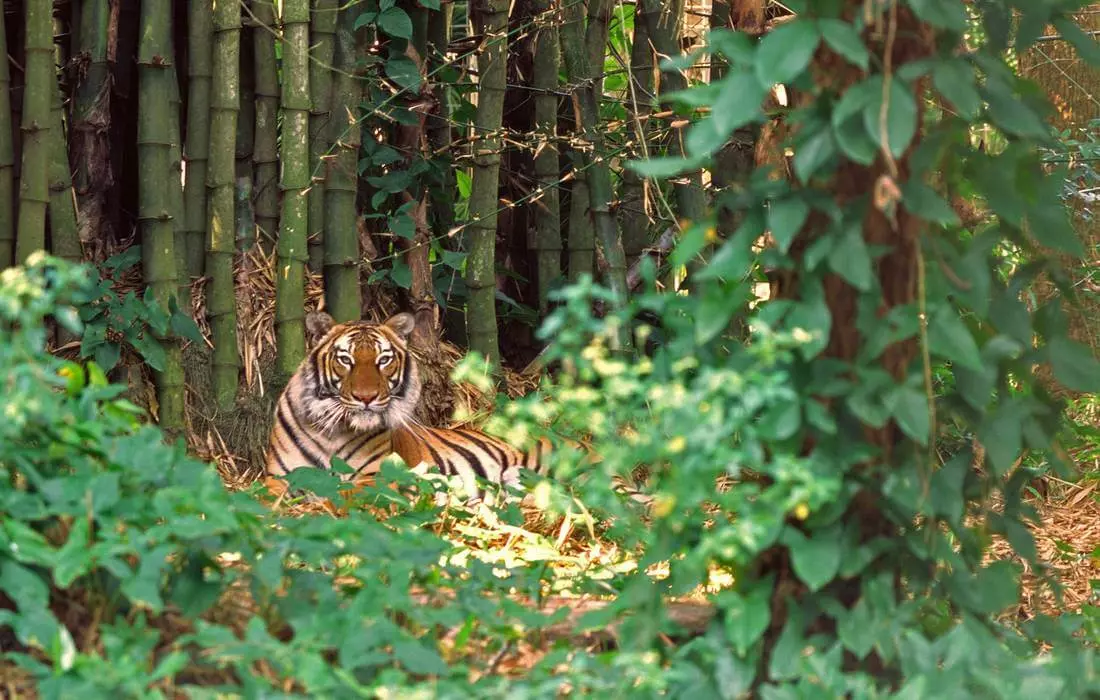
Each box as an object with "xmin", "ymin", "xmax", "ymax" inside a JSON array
[
  {"xmin": 464, "ymin": 0, "xmax": 510, "ymax": 366},
  {"xmin": 184, "ymin": 0, "xmax": 213, "ymax": 282},
  {"xmin": 236, "ymin": 17, "xmax": 256, "ymax": 252},
  {"xmin": 15, "ymin": 0, "xmax": 52, "ymax": 265},
  {"xmin": 168, "ymin": 46, "xmax": 189, "ymax": 307},
  {"xmin": 207, "ymin": 0, "xmax": 241, "ymax": 409},
  {"xmin": 558, "ymin": 0, "xmax": 631, "ymax": 349},
  {"xmin": 275, "ymin": 0, "xmax": 311, "ymax": 382},
  {"xmin": 47, "ymin": 65, "xmax": 80, "ymax": 266},
  {"xmin": 69, "ymin": 0, "xmax": 112, "ymax": 262},
  {"xmin": 322, "ymin": 0, "xmax": 362, "ymax": 323},
  {"xmin": 426, "ymin": 3, "xmax": 455, "ymax": 241},
  {"xmin": 309, "ymin": 0, "xmax": 337, "ymax": 273},
  {"xmin": 562, "ymin": 0, "xmax": 592, "ymax": 282},
  {"xmin": 0, "ymin": 5, "xmax": 15, "ymax": 268},
  {"xmin": 253, "ymin": 0, "xmax": 279, "ymax": 251},
  {"xmin": 619, "ymin": 9, "xmax": 654, "ymax": 264},
  {"xmin": 639, "ymin": 0, "xmax": 707, "ymax": 285},
  {"xmin": 139, "ymin": 0, "xmax": 185, "ymax": 436},
  {"xmin": 532, "ymin": 0, "xmax": 561, "ymax": 314}
]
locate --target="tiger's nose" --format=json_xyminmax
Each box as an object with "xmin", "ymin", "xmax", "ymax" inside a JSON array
[{"xmin": 352, "ymin": 388, "xmax": 379, "ymax": 405}]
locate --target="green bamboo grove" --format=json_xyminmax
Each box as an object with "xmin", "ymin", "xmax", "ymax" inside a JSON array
[{"xmin": 0, "ymin": 0, "xmax": 781, "ymax": 431}]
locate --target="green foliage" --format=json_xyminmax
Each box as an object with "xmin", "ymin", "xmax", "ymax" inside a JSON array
[
  {"xmin": 75, "ymin": 247, "xmax": 202, "ymax": 373},
  {"xmin": 2, "ymin": 253, "xmax": 648, "ymax": 696}
]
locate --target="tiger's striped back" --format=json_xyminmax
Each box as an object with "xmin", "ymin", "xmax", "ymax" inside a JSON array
[{"xmin": 390, "ymin": 423, "xmax": 554, "ymax": 502}]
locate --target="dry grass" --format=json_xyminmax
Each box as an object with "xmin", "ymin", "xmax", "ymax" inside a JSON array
[{"xmin": 987, "ymin": 479, "xmax": 1100, "ymax": 620}]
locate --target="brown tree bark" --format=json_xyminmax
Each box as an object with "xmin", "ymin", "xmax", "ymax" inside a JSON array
[{"xmin": 759, "ymin": 3, "xmax": 936, "ymax": 680}]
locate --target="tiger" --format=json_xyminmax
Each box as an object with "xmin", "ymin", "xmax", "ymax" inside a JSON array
[{"xmin": 264, "ymin": 310, "xmax": 557, "ymax": 505}]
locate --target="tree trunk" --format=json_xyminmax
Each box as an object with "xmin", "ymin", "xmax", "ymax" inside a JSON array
[
  {"xmin": 308, "ymin": 0, "xmax": 337, "ymax": 273},
  {"xmin": 235, "ymin": 13, "xmax": 256, "ymax": 253},
  {"xmin": 69, "ymin": 0, "xmax": 112, "ymax": 264},
  {"xmin": 464, "ymin": 0, "xmax": 510, "ymax": 366},
  {"xmin": 183, "ymin": 0, "xmax": 212, "ymax": 283},
  {"xmin": 0, "ymin": 5, "xmax": 16, "ymax": 268},
  {"xmin": 619, "ymin": 9, "xmax": 654, "ymax": 265},
  {"xmin": 47, "ymin": 67, "xmax": 80, "ymax": 266},
  {"xmin": 532, "ymin": 0, "xmax": 561, "ymax": 314},
  {"xmin": 639, "ymin": 0, "xmax": 707, "ymax": 285},
  {"xmin": 759, "ymin": 2, "xmax": 934, "ymax": 680},
  {"xmin": 139, "ymin": 0, "xmax": 185, "ymax": 437},
  {"xmin": 322, "ymin": 0, "xmax": 362, "ymax": 323},
  {"xmin": 557, "ymin": 0, "xmax": 631, "ymax": 349},
  {"xmin": 275, "ymin": 0, "xmax": 311, "ymax": 383},
  {"xmin": 253, "ymin": 0, "xmax": 279, "ymax": 252},
  {"xmin": 206, "ymin": 0, "xmax": 240, "ymax": 410},
  {"xmin": 15, "ymin": 0, "xmax": 52, "ymax": 266}
]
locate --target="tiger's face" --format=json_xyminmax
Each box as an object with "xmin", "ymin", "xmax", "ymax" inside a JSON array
[{"xmin": 297, "ymin": 311, "xmax": 421, "ymax": 435}]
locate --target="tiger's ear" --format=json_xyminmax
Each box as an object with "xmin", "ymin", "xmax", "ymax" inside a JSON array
[
  {"xmin": 305, "ymin": 311, "xmax": 336, "ymax": 346},
  {"xmin": 383, "ymin": 312, "xmax": 416, "ymax": 339}
]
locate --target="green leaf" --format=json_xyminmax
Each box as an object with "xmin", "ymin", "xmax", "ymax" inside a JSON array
[
  {"xmin": 695, "ymin": 280, "xmax": 750, "ymax": 344},
  {"xmin": 978, "ymin": 400, "xmax": 1027, "ymax": 476},
  {"xmin": 722, "ymin": 577, "xmax": 772, "ymax": 656},
  {"xmin": 901, "ymin": 181, "xmax": 960, "ymax": 226},
  {"xmin": 53, "ymin": 519, "xmax": 92, "ymax": 588},
  {"xmin": 1, "ymin": 560, "xmax": 50, "ymax": 611},
  {"xmin": 785, "ymin": 290, "xmax": 831, "ymax": 360},
  {"xmin": 907, "ymin": 0, "xmax": 968, "ymax": 31},
  {"xmin": 670, "ymin": 221, "xmax": 710, "ymax": 269},
  {"xmin": 792, "ymin": 128, "xmax": 837, "ymax": 183},
  {"xmin": 826, "ymin": 224, "xmax": 873, "ymax": 292},
  {"xmin": 419, "ymin": 0, "xmax": 442, "ymax": 9},
  {"xmin": 932, "ymin": 58, "xmax": 981, "ymax": 120},
  {"xmin": 130, "ymin": 333, "xmax": 167, "ymax": 372},
  {"xmin": 686, "ymin": 71, "xmax": 767, "ymax": 157},
  {"xmin": 393, "ymin": 638, "xmax": 448, "ymax": 676},
  {"xmin": 891, "ymin": 385, "xmax": 930, "ymax": 445},
  {"xmin": 754, "ymin": 20, "xmax": 821, "ymax": 87},
  {"xmin": 697, "ymin": 212, "xmax": 762, "ymax": 281},
  {"xmin": 389, "ymin": 259, "xmax": 412, "ymax": 289},
  {"xmin": 709, "ymin": 28, "xmax": 756, "ymax": 65},
  {"xmin": 389, "ymin": 212, "xmax": 416, "ymax": 240},
  {"xmin": 767, "ymin": 198, "xmax": 810, "ymax": 254},
  {"xmin": 982, "ymin": 78, "xmax": 1049, "ymax": 138},
  {"xmin": 837, "ymin": 597, "xmax": 875, "ymax": 659},
  {"xmin": 377, "ymin": 6, "xmax": 413, "ymax": 38},
  {"xmin": 928, "ymin": 306, "xmax": 982, "ymax": 371},
  {"xmin": 284, "ymin": 468, "xmax": 343, "ymax": 500},
  {"xmin": 627, "ymin": 155, "xmax": 708, "ymax": 179},
  {"xmin": 930, "ymin": 451, "xmax": 968, "ymax": 525},
  {"xmin": 385, "ymin": 55, "xmax": 421, "ymax": 91},
  {"xmin": 831, "ymin": 79, "xmax": 880, "ymax": 165},
  {"xmin": 170, "ymin": 311, "xmax": 205, "ymax": 344},
  {"xmin": 819, "ymin": 19, "xmax": 870, "ymax": 70},
  {"xmin": 94, "ymin": 342, "xmax": 122, "ymax": 373},
  {"xmin": 757, "ymin": 400, "xmax": 801, "ymax": 442},
  {"xmin": 784, "ymin": 525, "xmax": 841, "ymax": 593},
  {"xmin": 1047, "ymin": 337, "xmax": 1100, "ymax": 392},
  {"xmin": 354, "ymin": 10, "xmax": 378, "ymax": 30},
  {"xmin": 863, "ymin": 78, "xmax": 918, "ymax": 159}
]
